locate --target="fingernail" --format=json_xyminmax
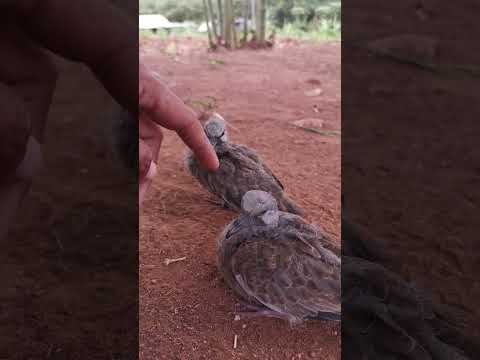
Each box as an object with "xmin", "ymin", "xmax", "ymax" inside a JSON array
[
  {"xmin": 212, "ymin": 156, "xmax": 220, "ymax": 170},
  {"xmin": 145, "ymin": 161, "xmax": 158, "ymax": 180}
]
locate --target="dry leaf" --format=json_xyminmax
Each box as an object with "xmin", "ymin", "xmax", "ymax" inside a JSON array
[
  {"xmin": 304, "ymin": 88, "xmax": 323, "ymax": 97},
  {"xmin": 293, "ymin": 118, "xmax": 324, "ymax": 130}
]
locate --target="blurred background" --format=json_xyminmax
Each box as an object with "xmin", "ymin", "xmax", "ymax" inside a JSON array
[{"xmin": 139, "ymin": 0, "xmax": 341, "ymax": 42}]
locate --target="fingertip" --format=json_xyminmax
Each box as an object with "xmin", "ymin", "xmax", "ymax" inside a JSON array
[
  {"xmin": 207, "ymin": 153, "xmax": 220, "ymax": 171},
  {"xmin": 145, "ymin": 160, "xmax": 158, "ymax": 180},
  {"xmin": 202, "ymin": 160, "xmax": 219, "ymax": 172},
  {"xmin": 196, "ymin": 142, "xmax": 219, "ymax": 172}
]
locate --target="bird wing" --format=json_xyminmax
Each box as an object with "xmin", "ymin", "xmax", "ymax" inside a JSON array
[
  {"xmin": 232, "ymin": 145, "xmax": 305, "ymax": 215},
  {"xmin": 279, "ymin": 214, "xmax": 341, "ymax": 257},
  {"xmin": 189, "ymin": 143, "xmax": 288, "ymax": 210},
  {"xmin": 231, "ymin": 231, "xmax": 341, "ymax": 323},
  {"xmin": 207, "ymin": 153, "xmax": 243, "ymax": 209},
  {"xmin": 233, "ymin": 144, "xmax": 285, "ymax": 190},
  {"xmin": 211, "ymin": 144, "xmax": 285, "ymax": 208}
]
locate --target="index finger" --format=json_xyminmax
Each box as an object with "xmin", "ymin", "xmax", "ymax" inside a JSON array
[{"xmin": 139, "ymin": 63, "xmax": 219, "ymax": 171}]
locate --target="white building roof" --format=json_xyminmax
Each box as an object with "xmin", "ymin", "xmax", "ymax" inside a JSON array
[
  {"xmin": 139, "ymin": 14, "xmax": 170, "ymax": 29},
  {"xmin": 139, "ymin": 14, "xmax": 192, "ymax": 29}
]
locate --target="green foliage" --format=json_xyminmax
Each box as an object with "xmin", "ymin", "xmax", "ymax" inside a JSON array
[
  {"xmin": 274, "ymin": 21, "xmax": 340, "ymax": 41},
  {"xmin": 139, "ymin": 28, "xmax": 204, "ymax": 39},
  {"xmin": 270, "ymin": 0, "xmax": 340, "ymax": 28},
  {"xmin": 139, "ymin": 0, "xmax": 340, "ymax": 42},
  {"xmin": 140, "ymin": 0, "xmax": 247, "ymax": 23},
  {"xmin": 140, "ymin": 0, "xmax": 204, "ymax": 22},
  {"xmin": 291, "ymin": 6, "xmax": 306, "ymax": 17}
]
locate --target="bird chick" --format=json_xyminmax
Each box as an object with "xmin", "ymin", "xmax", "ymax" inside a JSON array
[
  {"xmin": 186, "ymin": 113, "xmax": 304, "ymax": 215},
  {"xmin": 217, "ymin": 190, "xmax": 340, "ymax": 325}
]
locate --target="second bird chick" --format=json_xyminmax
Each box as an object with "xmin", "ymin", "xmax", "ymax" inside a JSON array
[
  {"xmin": 186, "ymin": 113, "xmax": 304, "ymax": 215},
  {"xmin": 216, "ymin": 190, "xmax": 340, "ymax": 324}
]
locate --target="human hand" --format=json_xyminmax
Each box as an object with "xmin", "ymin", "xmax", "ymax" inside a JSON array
[
  {"xmin": 138, "ymin": 61, "xmax": 219, "ymax": 205},
  {"xmin": 0, "ymin": 1, "xmax": 219, "ymax": 241},
  {"xmin": 0, "ymin": 1, "xmax": 142, "ymax": 242}
]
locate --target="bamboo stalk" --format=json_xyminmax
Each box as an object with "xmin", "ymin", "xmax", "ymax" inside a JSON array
[
  {"xmin": 224, "ymin": 0, "xmax": 233, "ymax": 48},
  {"xmin": 254, "ymin": 0, "xmax": 260, "ymax": 42},
  {"xmin": 202, "ymin": 0, "xmax": 215, "ymax": 48},
  {"xmin": 250, "ymin": 0, "xmax": 256, "ymax": 30},
  {"xmin": 258, "ymin": 0, "xmax": 266, "ymax": 43},
  {"xmin": 243, "ymin": 0, "xmax": 249, "ymax": 42},
  {"xmin": 207, "ymin": 0, "xmax": 219, "ymax": 43},
  {"xmin": 232, "ymin": 18, "xmax": 238, "ymax": 48},
  {"xmin": 217, "ymin": 0, "xmax": 224, "ymax": 40}
]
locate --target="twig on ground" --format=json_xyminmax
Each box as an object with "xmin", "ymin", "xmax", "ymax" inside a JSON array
[
  {"xmin": 293, "ymin": 124, "xmax": 340, "ymax": 136},
  {"xmin": 164, "ymin": 257, "xmax": 187, "ymax": 266}
]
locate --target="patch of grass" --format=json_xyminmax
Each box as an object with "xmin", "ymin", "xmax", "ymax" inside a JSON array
[
  {"xmin": 293, "ymin": 126, "xmax": 341, "ymax": 136},
  {"xmin": 184, "ymin": 96, "xmax": 218, "ymax": 113},
  {"xmin": 274, "ymin": 21, "xmax": 341, "ymax": 42},
  {"xmin": 139, "ymin": 28, "xmax": 206, "ymax": 39},
  {"xmin": 208, "ymin": 59, "xmax": 226, "ymax": 66},
  {"xmin": 139, "ymin": 21, "xmax": 341, "ymax": 43}
]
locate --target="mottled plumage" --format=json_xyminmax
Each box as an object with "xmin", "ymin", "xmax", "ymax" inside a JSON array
[
  {"xmin": 217, "ymin": 190, "xmax": 340, "ymax": 324},
  {"xmin": 342, "ymin": 196, "xmax": 475, "ymax": 359},
  {"xmin": 186, "ymin": 113, "xmax": 303, "ymax": 215}
]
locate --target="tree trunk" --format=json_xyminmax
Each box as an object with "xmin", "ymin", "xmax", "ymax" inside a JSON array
[
  {"xmin": 223, "ymin": 0, "xmax": 234, "ymax": 48},
  {"xmin": 207, "ymin": 0, "xmax": 219, "ymax": 43},
  {"xmin": 250, "ymin": 0, "xmax": 256, "ymax": 30},
  {"xmin": 202, "ymin": 0, "xmax": 215, "ymax": 48},
  {"xmin": 254, "ymin": 0, "xmax": 261, "ymax": 43},
  {"xmin": 217, "ymin": 0, "xmax": 224, "ymax": 40},
  {"xmin": 243, "ymin": 0, "xmax": 249, "ymax": 42},
  {"xmin": 256, "ymin": 0, "xmax": 266, "ymax": 43},
  {"xmin": 232, "ymin": 19, "xmax": 238, "ymax": 48}
]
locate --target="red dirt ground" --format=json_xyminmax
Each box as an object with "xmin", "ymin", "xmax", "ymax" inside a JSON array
[
  {"xmin": 2, "ymin": 57, "xmax": 138, "ymax": 359},
  {"xmin": 343, "ymin": 0, "xmax": 480, "ymax": 345},
  {"xmin": 139, "ymin": 38, "xmax": 341, "ymax": 359}
]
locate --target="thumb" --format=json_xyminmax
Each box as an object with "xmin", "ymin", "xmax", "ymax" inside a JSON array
[{"xmin": 139, "ymin": 138, "xmax": 157, "ymax": 182}]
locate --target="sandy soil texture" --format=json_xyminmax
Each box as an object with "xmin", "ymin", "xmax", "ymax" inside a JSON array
[{"xmin": 140, "ymin": 37, "xmax": 341, "ymax": 360}]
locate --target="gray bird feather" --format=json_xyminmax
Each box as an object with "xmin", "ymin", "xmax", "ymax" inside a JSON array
[{"xmin": 186, "ymin": 113, "xmax": 304, "ymax": 215}]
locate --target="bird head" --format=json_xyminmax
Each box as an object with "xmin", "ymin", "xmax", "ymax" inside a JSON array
[
  {"xmin": 241, "ymin": 190, "xmax": 279, "ymax": 226},
  {"xmin": 204, "ymin": 113, "xmax": 228, "ymax": 147}
]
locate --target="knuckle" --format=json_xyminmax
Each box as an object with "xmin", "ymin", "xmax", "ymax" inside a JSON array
[{"xmin": 37, "ymin": 53, "xmax": 58, "ymax": 87}]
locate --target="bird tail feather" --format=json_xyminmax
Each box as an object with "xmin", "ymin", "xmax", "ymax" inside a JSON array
[{"xmin": 313, "ymin": 311, "xmax": 341, "ymax": 322}]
